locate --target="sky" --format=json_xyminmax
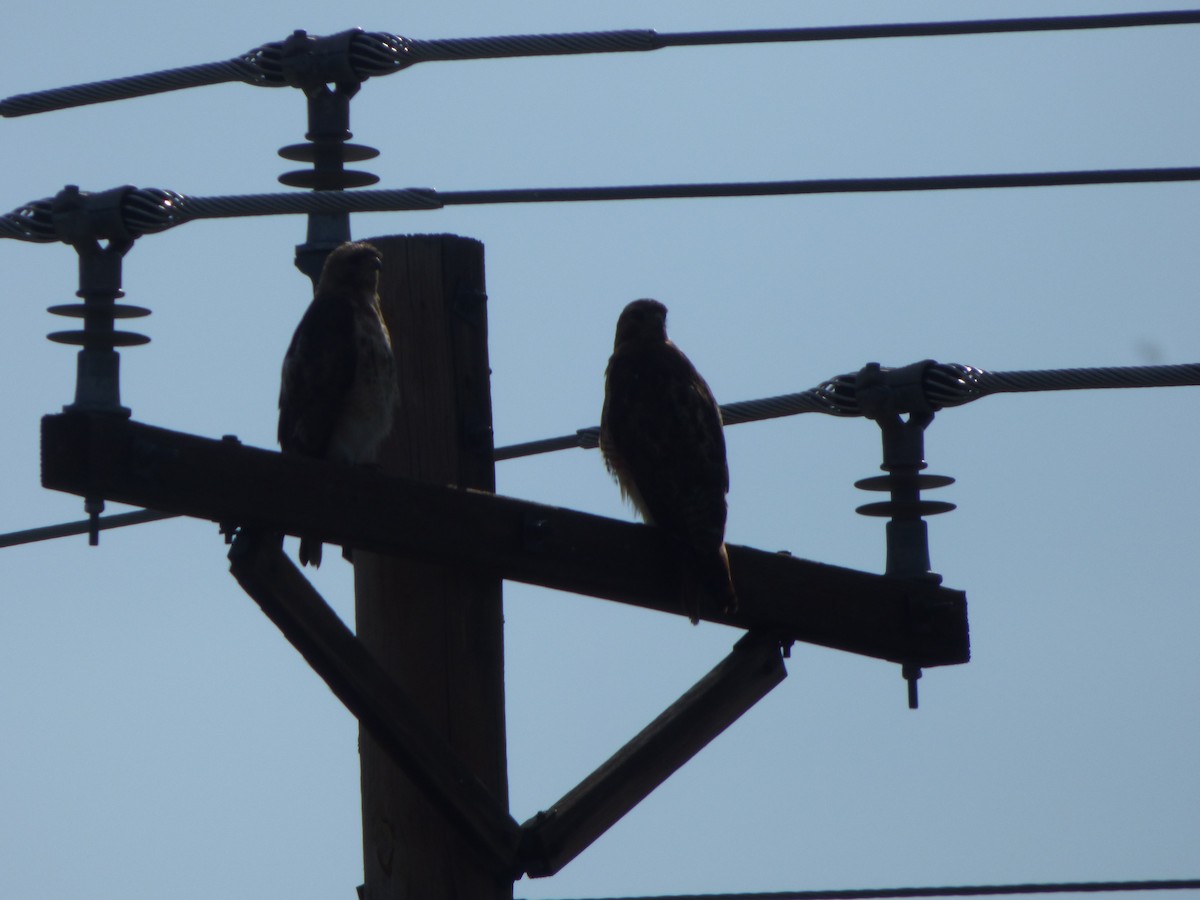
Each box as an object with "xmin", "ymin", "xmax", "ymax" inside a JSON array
[{"xmin": 1, "ymin": 2, "xmax": 1198, "ymax": 899}]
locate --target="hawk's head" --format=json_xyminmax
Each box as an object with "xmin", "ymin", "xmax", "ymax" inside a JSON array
[
  {"xmin": 614, "ymin": 298, "xmax": 668, "ymax": 348},
  {"xmin": 317, "ymin": 241, "xmax": 383, "ymax": 296}
]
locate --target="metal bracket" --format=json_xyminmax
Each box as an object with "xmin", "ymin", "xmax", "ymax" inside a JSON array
[
  {"xmin": 854, "ymin": 362, "xmax": 956, "ymax": 708},
  {"xmin": 278, "ymin": 28, "xmax": 363, "ymax": 90},
  {"xmin": 274, "ymin": 30, "xmax": 382, "ymax": 286},
  {"xmin": 45, "ymin": 185, "xmax": 152, "ymax": 544}
]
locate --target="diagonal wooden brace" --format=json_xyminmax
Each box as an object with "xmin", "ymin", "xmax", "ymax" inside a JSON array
[
  {"xmin": 227, "ymin": 528, "xmax": 523, "ymax": 877},
  {"xmin": 518, "ymin": 632, "xmax": 788, "ymax": 877}
]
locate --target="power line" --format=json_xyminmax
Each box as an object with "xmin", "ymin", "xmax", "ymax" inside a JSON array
[
  {"xmin": 5, "ymin": 168, "xmax": 1200, "ymax": 244},
  {"xmin": 8, "ymin": 361, "xmax": 1198, "ymax": 543},
  {"xmin": 4, "ymin": 12, "xmax": 1195, "ymax": 899},
  {"xmin": 3, "ymin": 11, "xmax": 1200, "ymax": 117},
  {"xmin": 436, "ymin": 168, "xmax": 1200, "ymax": 204},
  {"xmin": 518, "ymin": 878, "xmax": 1200, "ymax": 900},
  {"xmin": 494, "ymin": 361, "xmax": 1200, "ymax": 460},
  {"xmin": 0, "ymin": 508, "xmax": 177, "ymax": 548}
]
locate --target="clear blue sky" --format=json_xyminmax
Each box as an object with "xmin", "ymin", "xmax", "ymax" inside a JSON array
[{"xmin": 2, "ymin": 2, "xmax": 1198, "ymax": 899}]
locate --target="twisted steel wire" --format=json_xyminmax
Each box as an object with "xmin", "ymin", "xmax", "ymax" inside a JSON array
[
  {"xmin": 6, "ymin": 167, "xmax": 1200, "ymax": 244},
  {"xmin": 493, "ymin": 362, "xmax": 1200, "ymax": 460},
  {"xmin": 0, "ymin": 30, "xmax": 411, "ymax": 117},
  {"xmin": 4, "ymin": 11, "xmax": 1200, "ymax": 117},
  {"xmin": 0, "ymin": 59, "xmax": 261, "ymax": 117},
  {"xmin": 941, "ymin": 362, "xmax": 1200, "ymax": 401},
  {"xmin": 177, "ymin": 188, "xmax": 443, "ymax": 222},
  {"xmin": 239, "ymin": 30, "xmax": 415, "ymax": 86},
  {"xmin": 0, "ymin": 186, "xmax": 446, "ymax": 242},
  {"xmin": 404, "ymin": 30, "xmax": 661, "ymax": 62},
  {"xmin": 0, "ymin": 197, "xmax": 58, "ymax": 242}
]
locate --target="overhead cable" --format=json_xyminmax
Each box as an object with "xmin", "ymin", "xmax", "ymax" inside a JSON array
[
  {"xmin": 9, "ymin": 361, "xmax": 1198, "ymax": 543},
  {"xmin": 494, "ymin": 361, "xmax": 1200, "ymax": 460},
  {"xmin": 516, "ymin": 877, "xmax": 1200, "ymax": 900},
  {"xmin": 0, "ymin": 508, "xmax": 177, "ymax": 549},
  {"xmin": 5, "ymin": 167, "xmax": 1200, "ymax": 243},
  {"xmin": 3, "ymin": 11, "xmax": 1200, "ymax": 117}
]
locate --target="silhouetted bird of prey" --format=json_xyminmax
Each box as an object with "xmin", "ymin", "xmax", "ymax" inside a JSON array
[
  {"xmin": 278, "ymin": 241, "xmax": 397, "ymax": 566},
  {"xmin": 600, "ymin": 298, "xmax": 737, "ymax": 623}
]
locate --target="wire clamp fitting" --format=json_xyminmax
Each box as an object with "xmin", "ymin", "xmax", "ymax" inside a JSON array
[
  {"xmin": 45, "ymin": 185, "xmax": 153, "ymax": 544},
  {"xmin": 272, "ymin": 31, "xmax": 387, "ymax": 285},
  {"xmin": 854, "ymin": 361, "xmax": 956, "ymax": 709}
]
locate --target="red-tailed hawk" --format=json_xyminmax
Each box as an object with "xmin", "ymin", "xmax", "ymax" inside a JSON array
[
  {"xmin": 278, "ymin": 241, "xmax": 398, "ymax": 566},
  {"xmin": 600, "ymin": 298, "xmax": 737, "ymax": 623}
]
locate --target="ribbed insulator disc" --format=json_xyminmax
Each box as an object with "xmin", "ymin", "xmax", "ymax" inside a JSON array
[
  {"xmin": 48, "ymin": 303, "xmax": 152, "ymax": 319},
  {"xmin": 278, "ymin": 169, "xmax": 380, "ymax": 189},
  {"xmin": 856, "ymin": 499, "xmax": 957, "ymax": 517},
  {"xmin": 854, "ymin": 473, "xmax": 955, "ymax": 492},
  {"xmin": 278, "ymin": 142, "xmax": 380, "ymax": 162},
  {"xmin": 47, "ymin": 330, "xmax": 151, "ymax": 347}
]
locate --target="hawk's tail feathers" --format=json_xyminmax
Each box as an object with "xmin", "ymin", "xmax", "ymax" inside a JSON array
[
  {"xmin": 679, "ymin": 543, "xmax": 738, "ymax": 625},
  {"xmin": 299, "ymin": 537, "xmax": 323, "ymax": 568}
]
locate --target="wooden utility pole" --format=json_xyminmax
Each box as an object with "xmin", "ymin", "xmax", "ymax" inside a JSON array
[
  {"xmin": 39, "ymin": 236, "xmax": 970, "ymax": 888},
  {"xmin": 355, "ymin": 235, "xmax": 509, "ymax": 900}
]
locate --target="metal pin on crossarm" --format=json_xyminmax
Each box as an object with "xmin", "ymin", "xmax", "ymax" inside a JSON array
[
  {"xmin": 44, "ymin": 185, "xmax": 151, "ymax": 543},
  {"xmin": 854, "ymin": 361, "xmax": 957, "ymax": 709}
]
